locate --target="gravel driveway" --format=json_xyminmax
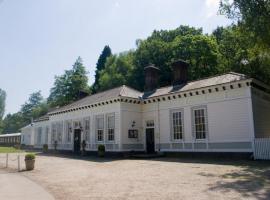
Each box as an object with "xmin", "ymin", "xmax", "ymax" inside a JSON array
[{"xmin": 14, "ymin": 154, "xmax": 270, "ymax": 200}]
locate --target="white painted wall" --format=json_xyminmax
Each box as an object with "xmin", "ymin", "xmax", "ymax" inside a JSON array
[
  {"xmin": 252, "ymin": 88, "xmax": 270, "ymax": 138},
  {"xmin": 25, "ymin": 84, "xmax": 258, "ymax": 153},
  {"xmin": 32, "ymin": 120, "xmax": 50, "ymax": 148},
  {"xmin": 142, "ymin": 86, "xmax": 253, "ymax": 152},
  {"xmin": 120, "ymin": 102, "xmax": 144, "ymax": 151},
  {"xmin": 21, "ymin": 125, "xmax": 34, "ymax": 146},
  {"xmin": 49, "ymin": 102, "xmax": 121, "ymax": 151}
]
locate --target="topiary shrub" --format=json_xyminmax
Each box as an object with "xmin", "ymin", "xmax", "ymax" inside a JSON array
[
  {"xmin": 25, "ymin": 153, "xmax": 36, "ymax": 160},
  {"xmin": 98, "ymin": 144, "xmax": 105, "ymax": 157},
  {"xmin": 43, "ymin": 144, "xmax": 48, "ymax": 153}
]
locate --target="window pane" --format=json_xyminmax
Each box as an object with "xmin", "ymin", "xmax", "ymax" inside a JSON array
[
  {"xmin": 172, "ymin": 111, "xmax": 183, "ymax": 140},
  {"xmin": 194, "ymin": 108, "xmax": 207, "ymax": 139}
]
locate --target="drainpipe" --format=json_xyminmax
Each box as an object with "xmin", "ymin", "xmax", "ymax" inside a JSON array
[{"xmin": 158, "ymin": 101, "xmax": 161, "ymax": 152}]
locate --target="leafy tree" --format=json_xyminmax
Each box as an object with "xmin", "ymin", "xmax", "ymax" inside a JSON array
[
  {"xmin": 48, "ymin": 57, "xmax": 90, "ymax": 107},
  {"xmin": 131, "ymin": 26, "xmax": 220, "ymax": 90},
  {"xmin": 21, "ymin": 91, "xmax": 48, "ymax": 122},
  {"xmin": 92, "ymin": 46, "xmax": 112, "ymax": 93},
  {"xmin": 21, "ymin": 91, "xmax": 43, "ymax": 117},
  {"xmin": 0, "ymin": 89, "xmax": 6, "ymax": 120},
  {"xmin": 1, "ymin": 112, "xmax": 25, "ymax": 134},
  {"xmin": 220, "ymin": 0, "xmax": 270, "ymax": 48},
  {"xmin": 98, "ymin": 51, "xmax": 135, "ymax": 91}
]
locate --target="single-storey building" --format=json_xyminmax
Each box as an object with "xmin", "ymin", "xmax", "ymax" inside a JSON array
[
  {"xmin": 21, "ymin": 60, "xmax": 270, "ymax": 155},
  {"xmin": 0, "ymin": 133, "xmax": 21, "ymax": 146}
]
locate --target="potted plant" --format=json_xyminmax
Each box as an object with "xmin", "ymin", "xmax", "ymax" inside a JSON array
[
  {"xmin": 25, "ymin": 153, "xmax": 36, "ymax": 171},
  {"xmin": 81, "ymin": 140, "xmax": 86, "ymax": 156},
  {"xmin": 98, "ymin": 144, "xmax": 105, "ymax": 157},
  {"xmin": 43, "ymin": 144, "xmax": 48, "ymax": 153},
  {"xmin": 54, "ymin": 140, "xmax": 58, "ymax": 151}
]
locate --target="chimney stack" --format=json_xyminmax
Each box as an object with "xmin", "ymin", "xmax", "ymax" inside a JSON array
[
  {"xmin": 171, "ymin": 60, "xmax": 189, "ymax": 85},
  {"xmin": 144, "ymin": 64, "xmax": 160, "ymax": 92}
]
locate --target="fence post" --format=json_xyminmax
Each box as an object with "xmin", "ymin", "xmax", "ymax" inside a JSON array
[
  {"xmin": 6, "ymin": 153, "xmax": 8, "ymax": 168},
  {"xmin": 17, "ymin": 155, "xmax": 20, "ymax": 172}
]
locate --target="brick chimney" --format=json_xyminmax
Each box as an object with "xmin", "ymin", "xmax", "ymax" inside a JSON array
[
  {"xmin": 171, "ymin": 60, "xmax": 189, "ymax": 85},
  {"xmin": 144, "ymin": 64, "xmax": 160, "ymax": 91}
]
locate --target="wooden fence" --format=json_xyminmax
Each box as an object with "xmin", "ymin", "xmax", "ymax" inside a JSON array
[{"xmin": 254, "ymin": 138, "xmax": 270, "ymax": 160}]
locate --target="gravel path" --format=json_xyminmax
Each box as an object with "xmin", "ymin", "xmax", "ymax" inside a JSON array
[{"xmin": 18, "ymin": 155, "xmax": 270, "ymax": 200}]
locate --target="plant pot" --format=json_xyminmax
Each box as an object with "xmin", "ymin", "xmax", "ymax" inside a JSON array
[
  {"xmin": 98, "ymin": 151, "xmax": 105, "ymax": 157},
  {"xmin": 25, "ymin": 159, "xmax": 35, "ymax": 171}
]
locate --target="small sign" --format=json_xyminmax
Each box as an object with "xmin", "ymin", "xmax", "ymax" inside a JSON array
[{"xmin": 128, "ymin": 129, "xmax": 138, "ymax": 138}]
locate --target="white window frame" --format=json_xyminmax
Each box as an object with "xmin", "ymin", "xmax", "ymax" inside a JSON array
[
  {"xmin": 37, "ymin": 127, "xmax": 42, "ymax": 145},
  {"xmin": 106, "ymin": 113, "xmax": 115, "ymax": 142},
  {"xmin": 51, "ymin": 123, "xmax": 57, "ymax": 143},
  {"xmin": 65, "ymin": 120, "xmax": 72, "ymax": 143},
  {"xmin": 170, "ymin": 109, "xmax": 184, "ymax": 141},
  {"xmin": 84, "ymin": 117, "xmax": 91, "ymax": 143},
  {"xmin": 192, "ymin": 106, "xmax": 208, "ymax": 141},
  {"xmin": 45, "ymin": 126, "xmax": 49, "ymax": 144},
  {"xmin": 56, "ymin": 121, "xmax": 63, "ymax": 143},
  {"xmin": 96, "ymin": 115, "xmax": 104, "ymax": 142}
]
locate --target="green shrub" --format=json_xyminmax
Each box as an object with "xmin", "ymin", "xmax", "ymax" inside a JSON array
[
  {"xmin": 43, "ymin": 144, "xmax": 48, "ymax": 152},
  {"xmin": 25, "ymin": 153, "xmax": 36, "ymax": 160},
  {"xmin": 98, "ymin": 144, "xmax": 105, "ymax": 152}
]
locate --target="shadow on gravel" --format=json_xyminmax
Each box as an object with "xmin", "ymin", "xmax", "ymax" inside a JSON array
[
  {"xmin": 36, "ymin": 152, "xmax": 124, "ymax": 163},
  {"xmin": 191, "ymin": 159, "xmax": 270, "ymax": 200}
]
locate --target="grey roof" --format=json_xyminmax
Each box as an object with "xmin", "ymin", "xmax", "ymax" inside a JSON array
[
  {"xmin": 0, "ymin": 133, "xmax": 21, "ymax": 137},
  {"xmin": 34, "ymin": 114, "xmax": 49, "ymax": 122},
  {"xmin": 143, "ymin": 72, "xmax": 248, "ymax": 98},
  {"xmin": 49, "ymin": 85, "xmax": 142, "ymax": 114},
  {"xmin": 49, "ymin": 72, "xmax": 249, "ymax": 114}
]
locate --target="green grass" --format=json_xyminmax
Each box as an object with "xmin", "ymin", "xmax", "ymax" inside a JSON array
[{"xmin": 0, "ymin": 147, "xmax": 24, "ymax": 153}]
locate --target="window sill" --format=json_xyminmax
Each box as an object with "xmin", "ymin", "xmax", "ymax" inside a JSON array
[
  {"xmin": 194, "ymin": 139, "xmax": 207, "ymax": 142},
  {"xmin": 171, "ymin": 140, "xmax": 184, "ymax": 143}
]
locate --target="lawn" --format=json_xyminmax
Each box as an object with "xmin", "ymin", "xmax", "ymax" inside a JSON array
[{"xmin": 0, "ymin": 146, "xmax": 24, "ymax": 153}]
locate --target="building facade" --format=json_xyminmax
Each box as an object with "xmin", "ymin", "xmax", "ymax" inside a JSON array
[{"xmin": 21, "ymin": 61, "xmax": 270, "ymax": 154}]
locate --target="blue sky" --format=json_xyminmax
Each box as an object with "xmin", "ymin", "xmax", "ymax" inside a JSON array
[{"xmin": 0, "ymin": 0, "xmax": 231, "ymax": 115}]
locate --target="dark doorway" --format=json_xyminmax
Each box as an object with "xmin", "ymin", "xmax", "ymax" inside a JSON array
[
  {"xmin": 74, "ymin": 129, "xmax": 81, "ymax": 154},
  {"xmin": 146, "ymin": 128, "xmax": 155, "ymax": 153}
]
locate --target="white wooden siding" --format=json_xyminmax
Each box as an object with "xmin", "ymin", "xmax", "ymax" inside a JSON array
[
  {"xmin": 252, "ymin": 88, "xmax": 270, "ymax": 138},
  {"xmin": 254, "ymin": 138, "xmax": 270, "ymax": 160}
]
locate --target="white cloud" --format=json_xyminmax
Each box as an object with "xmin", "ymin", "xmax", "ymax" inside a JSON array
[
  {"xmin": 205, "ymin": 0, "xmax": 220, "ymax": 18},
  {"xmin": 206, "ymin": 0, "xmax": 219, "ymax": 8}
]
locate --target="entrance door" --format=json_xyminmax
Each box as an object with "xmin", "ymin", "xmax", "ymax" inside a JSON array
[
  {"xmin": 74, "ymin": 129, "xmax": 81, "ymax": 153},
  {"xmin": 146, "ymin": 128, "xmax": 155, "ymax": 153}
]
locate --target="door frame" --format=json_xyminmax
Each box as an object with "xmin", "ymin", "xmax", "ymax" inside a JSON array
[
  {"xmin": 73, "ymin": 129, "xmax": 81, "ymax": 153},
  {"xmin": 145, "ymin": 128, "xmax": 155, "ymax": 153}
]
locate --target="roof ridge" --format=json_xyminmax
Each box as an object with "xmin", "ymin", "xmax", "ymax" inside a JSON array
[{"xmin": 150, "ymin": 71, "xmax": 246, "ymax": 92}]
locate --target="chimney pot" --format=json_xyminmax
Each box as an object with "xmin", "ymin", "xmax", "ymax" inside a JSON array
[
  {"xmin": 171, "ymin": 60, "xmax": 189, "ymax": 85},
  {"xmin": 144, "ymin": 64, "xmax": 160, "ymax": 92}
]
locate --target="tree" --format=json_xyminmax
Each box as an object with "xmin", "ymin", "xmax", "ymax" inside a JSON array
[
  {"xmin": 21, "ymin": 91, "xmax": 48, "ymax": 121},
  {"xmin": 48, "ymin": 57, "xmax": 90, "ymax": 107},
  {"xmin": 131, "ymin": 26, "xmax": 220, "ymax": 90},
  {"xmin": 92, "ymin": 46, "xmax": 112, "ymax": 93},
  {"xmin": 98, "ymin": 51, "xmax": 135, "ymax": 91},
  {"xmin": 220, "ymin": 0, "xmax": 270, "ymax": 48},
  {"xmin": 1, "ymin": 113, "xmax": 25, "ymax": 134},
  {"xmin": 0, "ymin": 89, "xmax": 6, "ymax": 120}
]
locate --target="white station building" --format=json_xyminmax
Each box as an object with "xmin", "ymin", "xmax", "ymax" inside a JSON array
[{"xmin": 21, "ymin": 60, "xmax": 270, "ymax": 155}]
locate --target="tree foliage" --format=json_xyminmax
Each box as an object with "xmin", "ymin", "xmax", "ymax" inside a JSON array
[
  {"xmin": 48, "ymin": 57, "xmax": 90, "ymax": 107},
  {"xmin": 96, "ymin": 26, "xmax": 221, "ymax": 91},
  {"xmin": 0, "ymin": 89, "xmax": 6, "ymax": 120},
  {"xmin": 92, "ymin": 46, "xmax": 112, "ymax": 93},
  {"xmin": 220, "ymin": 0, "xmax": 270, "ymax": 48},
  {"xmin": 1, "ymin": 91, "xmax": 48, "ymax": 134}
]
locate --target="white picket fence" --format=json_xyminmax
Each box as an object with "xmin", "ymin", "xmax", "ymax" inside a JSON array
[{"xmin": 254, "ymin": 138, "xmax": 270, "ymax": 160}]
